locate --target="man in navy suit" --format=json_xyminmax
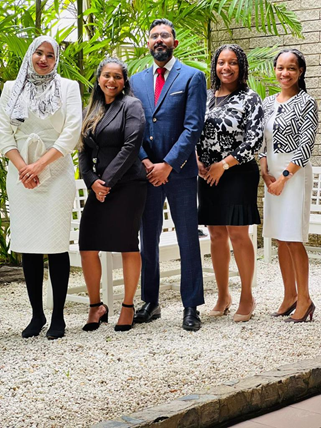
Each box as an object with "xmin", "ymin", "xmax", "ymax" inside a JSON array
[{"xmin": 130, "ymin": 18, "xmax": 207, "ymax": 331}]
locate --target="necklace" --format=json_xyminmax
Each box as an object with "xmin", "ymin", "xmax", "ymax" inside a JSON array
[{"xmin": 215, "ymin": 93, "xmax": 230, "ymax": 107}]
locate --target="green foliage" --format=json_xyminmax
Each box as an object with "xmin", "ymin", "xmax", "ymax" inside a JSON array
[
  {"xmin": 0, "ymin": 157, "xmax": 20, "ymax": 265},
  {"xmin": 78, "ymin": 0, "xmax": 302, "ymax": 92},
  {"xmin": 247, "ymin": 46, "xmax": 281, "ymax": 98},
  {"xmin": 0, "ymin": 1, "xmax": 90, "ymax": 87}
]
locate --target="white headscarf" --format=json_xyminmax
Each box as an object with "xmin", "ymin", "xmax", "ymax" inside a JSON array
[{"xmin": 6, "ymin": 35, "xmax": 62, "ymax": 126}]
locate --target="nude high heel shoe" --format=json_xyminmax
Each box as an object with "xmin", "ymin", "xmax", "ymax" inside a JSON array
[
  {"xmin": 233, "ymin": 301, "xmax": 256, "ymax": 323},
  {"xmin": 209, "ymin": 300, "xmax": 232, "ymax": 317}
]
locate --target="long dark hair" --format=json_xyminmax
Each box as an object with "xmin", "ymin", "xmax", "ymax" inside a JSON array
[
  {"xmin": 211, "ymin": 44, "xmax": 248, "ymax": 92},
  {"xmin": 81, "ymin": 57, "xmax": 132, "ymax": 144},
  {"xmin": 273, "ymin": 49, "xmax": 307, "ymax": 92}
]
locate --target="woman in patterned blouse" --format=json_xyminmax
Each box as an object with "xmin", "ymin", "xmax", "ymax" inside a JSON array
[
  {"xmin": 259, "ymin": 49, "xmax": 318, "ymax": 323},
  {"xmin": 197, "ymin": 44, "xmax": 264, "ymax": 322}
]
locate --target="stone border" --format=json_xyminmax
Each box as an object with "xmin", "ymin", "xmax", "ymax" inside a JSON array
[
  {"xmin": 0, "ymin": 265, "xmax": 24, "ymax": 283},
  {"xmin": 93, "ymin": 357, "xmax": 321, "ymax": 428}
]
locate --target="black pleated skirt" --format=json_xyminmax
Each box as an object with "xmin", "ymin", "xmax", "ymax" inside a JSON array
[
  {"xmin": 79, "ymin": 180, "xmax": 147, "ymax": 252},
  {"xmin": 198, "ymin": 159, "xmax": 261, "ymax": 226}
]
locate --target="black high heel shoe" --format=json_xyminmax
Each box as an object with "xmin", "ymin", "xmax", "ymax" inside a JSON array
[
  {"xmin": 271, "ymin": 301, "xmax": 297, "ymax": 317},
  {"xmin": 82, "ymin": 302, "xmax": 109, "ymax": 331},
  {"xmin": 284, "ymin": 302, "xmax": 315, "ymax": 323},
  {"xmin": 114, "ymin": 303, "xmax": 135, "ymax": 332}
]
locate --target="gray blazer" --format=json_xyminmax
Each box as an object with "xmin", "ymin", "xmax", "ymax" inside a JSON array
[{"xmin": 79, "ymin": 94, "xmax": 146, "ymax": 189}]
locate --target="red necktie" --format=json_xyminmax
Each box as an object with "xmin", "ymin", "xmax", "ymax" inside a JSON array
[{"xmin": 154, "ymin": 67, "xmax": 166, "ymax": 105}]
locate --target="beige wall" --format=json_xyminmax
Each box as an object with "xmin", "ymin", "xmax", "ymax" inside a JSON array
[{"xmin": 212, "ymin": 2, "xmax": 321, "ymax": 246}]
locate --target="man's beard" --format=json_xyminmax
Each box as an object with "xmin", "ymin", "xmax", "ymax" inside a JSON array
[{"xmin": 150, "ymin": 46, "xmax": 173, "ymax": 62}]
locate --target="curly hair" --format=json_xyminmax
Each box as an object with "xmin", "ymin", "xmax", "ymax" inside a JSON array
[
  {"xmin": 211, "ymin": 44, "xmax": 248, "ymax": 92},
  {"xmin": 273, "ymin": 49, "xmax": 307, "ymax": 92},
  {"xmin": 81, "ymin": 57, "xmax": 132, "ymax": 146}
]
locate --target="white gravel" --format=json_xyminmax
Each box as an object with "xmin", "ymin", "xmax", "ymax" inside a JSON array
[{"xmin": 1, "ymin": 249, "xmax": 321, "ymax": 428}]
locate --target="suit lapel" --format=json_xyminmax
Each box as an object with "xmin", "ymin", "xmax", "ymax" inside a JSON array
[
  {"xmin": 96, "ymin": 97, "xmax": 124, "ymax": 136},
  {"xmin": 154, "ymin": 60, "xmax": 181, "ymax": 113},
  {"xmin": 145, "ymin": 66, "xmax": 155, "ymax": 111}
]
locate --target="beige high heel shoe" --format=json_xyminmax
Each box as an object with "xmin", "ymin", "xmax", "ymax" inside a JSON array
[
  {"xmin": 209, "ymin": 300, "xmax": 232, "ymax": 317},
  {"xmin": 233, "ymin": 301, "xmax": 256, "ymax": 322}
]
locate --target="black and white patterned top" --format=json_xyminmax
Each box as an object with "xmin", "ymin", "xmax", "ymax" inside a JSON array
[
  {"xmin": 259, "ymin": 90, "xmax": 318, "ymax": 167},
  {"xmin": 197, "ymin": 88, "xmax": 264, "ymax": 167}
]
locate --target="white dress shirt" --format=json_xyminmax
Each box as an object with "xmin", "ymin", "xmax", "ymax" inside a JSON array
[{"xmin": 152, "ymin": 56, "xmax": 176, "ymax": 89}]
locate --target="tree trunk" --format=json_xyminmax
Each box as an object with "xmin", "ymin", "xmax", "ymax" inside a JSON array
[
  {"xmin": 35, "ymin": 0, "xmax": 42, "ymax": 35},
  {"xmin": 77, "ymin": 0, "xmax": 84, "ymax": 96}
]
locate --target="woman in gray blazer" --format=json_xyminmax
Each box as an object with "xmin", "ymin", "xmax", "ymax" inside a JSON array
[{"xmin": 79, "ymin": 57, "xmax": 147, "ymax": 332}]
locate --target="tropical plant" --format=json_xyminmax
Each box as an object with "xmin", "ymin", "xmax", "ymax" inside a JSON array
[
  {"xmin": 0, "ymin": 157, "xmax": 20, "ymax": 265},
  {"xmin": 80, "ymin": 0, "xmax": 302, "ymax": 93}
]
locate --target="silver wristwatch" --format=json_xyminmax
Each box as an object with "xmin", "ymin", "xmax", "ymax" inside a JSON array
[{"xmin": 221, "ymin": 159, "xmax": 230, "ymax": 170}]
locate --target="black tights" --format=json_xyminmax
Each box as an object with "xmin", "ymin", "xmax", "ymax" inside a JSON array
[{"xmin": 22, "ymin": 252, "xmax": 70, "ymax": 327}]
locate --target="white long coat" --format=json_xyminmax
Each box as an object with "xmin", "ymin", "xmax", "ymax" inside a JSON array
[{"xmin": 0, "ymin": 77, "xmax": 82, "ymax": 253}]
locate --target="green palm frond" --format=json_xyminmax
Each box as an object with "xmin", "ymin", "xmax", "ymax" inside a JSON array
[
  {"xmin": 247, "ymin": 45, "xmax": 279, "ymax": 73},
  {"xmin": 0, "ymin": 34, "xmax": 29, "ymax": 60},
  {"xmin": 217, "ymin": 0, "xmax": 302, "ymax": 36},
  {"xmin": 247, "ymin": 46, "xmax": 280, "ymax": 98}
]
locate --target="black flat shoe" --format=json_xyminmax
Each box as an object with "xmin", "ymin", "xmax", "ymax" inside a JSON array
[
  {"xmin": 115, "ymin": 303, "xmax": 135, "ymax": 332},
  {"xmin": 46, "ymin": 319, "xmax": 66, "ymax": 340},
  {"xmin": 133, "ymin": 302, "xmax": 161, "ymax": 324},
  {"xmin": 82, "ymin": 302, "xmax": 109, "ymax": 332},
  {"xmin": 183, "ymin": 307, "xmax": 201, "ymax": 331},
  {"xmin": 46, "ymin": 328, "xmax": 65, "ymax": 340},
  {"xmin": 22, "ymin": 315, "xmax": 47, "ymax": 338}
]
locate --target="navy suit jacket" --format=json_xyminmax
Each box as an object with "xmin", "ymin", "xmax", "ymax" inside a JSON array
[{"xmin": 130, "ymin": 60, "xmax": 207, "ymax": 179}]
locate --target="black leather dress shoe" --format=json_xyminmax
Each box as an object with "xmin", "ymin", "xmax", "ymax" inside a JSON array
[
  {"xmin": 133, "ymin": 302, "xmax": 161, "ymax": 324},
  {"xmin": 182, "ymin": 307, "xmax": 201, "ymax": 331}
]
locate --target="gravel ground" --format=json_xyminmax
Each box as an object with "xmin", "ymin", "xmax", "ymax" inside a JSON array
[{"xmin": 1, "ymin": 249, "xmax": 321, "ymax": 428}]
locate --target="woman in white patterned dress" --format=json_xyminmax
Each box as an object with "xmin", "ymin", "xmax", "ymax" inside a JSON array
[
  {"xmin": 0, "ymin": 36, "xmax": 82, "ymax": 339},
  {"xmin": 260, "ymin": 49, "xmax": 318, "ymax": 323}
]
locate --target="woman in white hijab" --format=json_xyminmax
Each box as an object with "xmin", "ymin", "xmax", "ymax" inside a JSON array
[{"xmin": 0, "ymin": 36, "xmax": 82, "ymax": 339}]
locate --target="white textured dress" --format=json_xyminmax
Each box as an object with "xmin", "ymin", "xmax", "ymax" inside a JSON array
[
  {"xmin": 0, "ymin": 78, "xmax": 82, "ymax": 253},
  {"xmin": 263, "ymin": 99, "xmax": 312, "ymax": 242}
]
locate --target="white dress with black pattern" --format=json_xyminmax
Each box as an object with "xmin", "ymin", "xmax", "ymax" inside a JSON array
[
  {"xmin": 263, "ymin": 99, "xmax": 312, "ymax": 242},
  {"xmin": 197, "ymin": 88, "xmax": 264, "ymax": 226}
]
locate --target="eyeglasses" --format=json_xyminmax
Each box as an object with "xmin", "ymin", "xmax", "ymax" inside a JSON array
[{"xmin": 149, "ymin": 32, "xmax": 172, "ymax": 40}]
